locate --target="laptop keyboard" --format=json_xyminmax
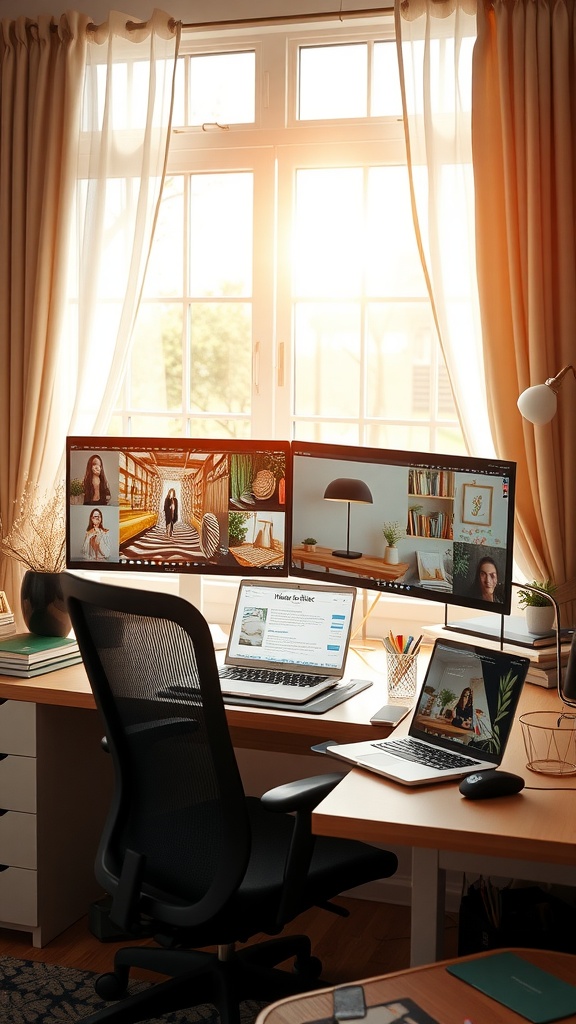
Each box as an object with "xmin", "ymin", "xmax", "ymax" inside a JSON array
[
  {"xmin": 220, "ymin": 666, "xmax": 328, "ymax": 688},
  {"xmin": 374, "ymin": 737, "xmax": 481, "ymax": 771}
]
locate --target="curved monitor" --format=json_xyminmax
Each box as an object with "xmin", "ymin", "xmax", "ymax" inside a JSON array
[
  {"xmin": 66, "ymin": 437, "xmax": 291, "ymax": 577},
  {"xmin": 290, "ymin": 441, "xmax": 516, "ymax": 615}
]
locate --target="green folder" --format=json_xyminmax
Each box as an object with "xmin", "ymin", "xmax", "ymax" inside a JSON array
[{"xmin": 447, "ymin": 951, "xmax": 576, "ymax": 1023}]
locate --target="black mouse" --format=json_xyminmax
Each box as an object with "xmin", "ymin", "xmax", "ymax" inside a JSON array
[{"xmin": 459, "ymin": 769, "xmax": 525, "ymax": 800}]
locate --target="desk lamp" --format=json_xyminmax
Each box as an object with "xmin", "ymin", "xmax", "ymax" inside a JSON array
[
  {"xmin": 517, "ymin": 367, "xmax": 576, "ymax": 706},
  {"xmin": 517, "ymin": 365, "xmax": 576, "ymax": 424},
  {"xmin": 323, "ymin": 478, "xmax": 373, "ymax": 559}
]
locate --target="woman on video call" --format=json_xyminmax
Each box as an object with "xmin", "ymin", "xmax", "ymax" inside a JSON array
[
  {"xmin": 82, "ymin": 454, "xmax": 111, "ymax": 505},
  {"xmin": 82, "ymin": 509, "xmax": 111, "ymax": 561}
]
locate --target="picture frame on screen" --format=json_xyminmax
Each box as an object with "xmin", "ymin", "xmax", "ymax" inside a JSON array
[
  {"xmin": 66, "ymin": 437, "xmax": 292, "ymax": 578},
  {"xmin": 290, "ymin": 441, "xmax": 516, "ymax": 616}
]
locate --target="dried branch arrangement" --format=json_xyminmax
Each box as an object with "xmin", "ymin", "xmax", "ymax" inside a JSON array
[{"xmin": 1, "ymin": 480, "xmax": 66, "ymax": 573}]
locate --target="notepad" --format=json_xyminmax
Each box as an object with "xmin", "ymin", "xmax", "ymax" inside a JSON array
[{"xmin": 447, "ymin": 951, "xmax": 576, "ymax": 1023}]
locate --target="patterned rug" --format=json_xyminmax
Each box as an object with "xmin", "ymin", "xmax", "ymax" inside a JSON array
[{"xmin": 0, "ymin": 956, "xmax": 266, "ymax": 1023}]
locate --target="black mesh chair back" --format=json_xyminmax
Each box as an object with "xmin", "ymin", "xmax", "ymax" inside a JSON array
[{"xmin": 64, "ymin": 575, "xmax": 250, "ymax": 933}]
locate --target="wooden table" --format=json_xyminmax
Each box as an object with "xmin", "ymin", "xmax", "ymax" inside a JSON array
[
  {"xmin": 256, "ymin": 948, "xmax": 576, "ymax": 1024},
  {"xmin": 312, "ymin": 683, "xmax": 576, "ymax": 967},
  {"xmin": 291, "ymin": 546, "xmax": 409, "ymax": 582},
  {"xmin": 0, "ymin": 641, "xmax": 402, "ymax": 756},
  {"xmin": 0, "ymin": 641, "xmax": 401, "ymax": 946}
]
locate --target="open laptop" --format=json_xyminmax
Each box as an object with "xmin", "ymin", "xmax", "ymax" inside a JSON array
[
  {"xmin": 326, "ymin": 637, "xmax": 529, "ymax": 785},
  {"xmin": 219, "ymin": 579, "xmax": 356, "ymax": 703}
]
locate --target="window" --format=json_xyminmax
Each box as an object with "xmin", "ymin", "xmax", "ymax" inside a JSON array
[{"xmin": 111, "ymin": 17, "xmax": 464, "ymax": 458}]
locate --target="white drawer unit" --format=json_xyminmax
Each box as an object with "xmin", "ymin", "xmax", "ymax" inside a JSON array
[{"xmin": 0, "ymin": 698, "xmax": 113, "ymax": 946}]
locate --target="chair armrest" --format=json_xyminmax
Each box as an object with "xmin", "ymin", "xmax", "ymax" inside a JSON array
[{"xmin": 260, "ymin": 772, "xmax": 347, "ymax": 814}]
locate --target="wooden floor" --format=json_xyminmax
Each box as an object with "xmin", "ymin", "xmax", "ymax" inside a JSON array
[{"xmin": 0, "ymin": 898, "xmax": 459, "ymax": 985}]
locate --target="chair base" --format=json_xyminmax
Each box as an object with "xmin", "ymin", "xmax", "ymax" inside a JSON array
[{"xmin": 80, "ymin": 934, "xmax": 324, "ymax": 1024}]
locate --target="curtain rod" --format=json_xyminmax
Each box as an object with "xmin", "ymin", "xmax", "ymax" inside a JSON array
[
  {"xmin": 45, "ymin": 6, "xmax": 393, "ymax": 36},
  {"xmin": 176, "ymin": 7, "xmax": 393, "ymax": 31}
]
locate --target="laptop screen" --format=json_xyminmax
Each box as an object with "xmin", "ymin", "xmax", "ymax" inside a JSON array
[
  {"xmin": 225, "ymin": 580, "xmax": 356, "ymax": 675},
  {"xmin": 409, "ymin": 638, "xmax": 529, "ymax": 762}
]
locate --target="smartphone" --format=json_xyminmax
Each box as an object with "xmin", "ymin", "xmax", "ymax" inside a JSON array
[{"xmin": 370, "ymin": 703, "xmax": 411, "ymax": 726}]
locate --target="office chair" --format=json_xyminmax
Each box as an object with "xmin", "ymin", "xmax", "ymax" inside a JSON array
[{"xmin": 61, "ymin": 574, "xmax": 398, "ymax": 1024}]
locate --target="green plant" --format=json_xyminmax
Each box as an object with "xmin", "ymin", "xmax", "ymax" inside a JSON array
[
  {"xmin": 382, "ymin": 520, "xmax": 404, "ymax": 546},
  {"xmin": 228, "ymin": 511, "xmax": 252, "ymax": 544},
  {"xmin": 437, "ymin": 688, "xmax": 457, "ymax": 711},
  {"xmin": 69, "ymin": 478, "xmax": 84, "ymax": 497},
  {"xmin": 302, "ymin": 537, "xmax": 317, "ymax": 546},
  {"xmin": 517, "ymin": 579, "xmax": 556, "ymax": 608}
]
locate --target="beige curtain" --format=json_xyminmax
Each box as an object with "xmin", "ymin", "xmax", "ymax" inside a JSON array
[
  {"xmin": 0, "ymin": 10, "xmax": 180, "ymax": 617},
  {"xmin": 395, "ymin": 0, "xmax": 492, "ymax": 456},
  {"xmin": 0, "ymin": 13, "xmax": 89, "ymax": 612},
  {"xmin": 473, "ymin": 0, "xmax": 576, "ymax": 624},
  {"xmin": 64, "ymin": 10, "xmax": 181, "ymax": 441}
]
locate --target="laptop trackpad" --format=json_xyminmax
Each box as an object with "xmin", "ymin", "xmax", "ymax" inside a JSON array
[{"xmin": 357, "ymin": 752, "xmax": 423, "ymax": 780}]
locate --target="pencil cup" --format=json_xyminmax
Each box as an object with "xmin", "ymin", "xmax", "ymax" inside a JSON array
[{"xmin": 386, "ymin": 651, "xmax": 418, "ymax": 699}]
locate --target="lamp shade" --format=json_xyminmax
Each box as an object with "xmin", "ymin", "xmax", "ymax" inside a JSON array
[
  {"xmin": 517, "ymin": 384, "xmax": 558, "ymax": 425},
  {"xmin": 323, "ymin": 478, "xmax": 373, "ymax": 504}
]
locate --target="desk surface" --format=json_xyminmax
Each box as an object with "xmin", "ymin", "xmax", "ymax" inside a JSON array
[
  {"xmin": 256, "ymin": 949, "xmax": 576, "ymax": 1024},
  {"xmin": 312, "ymin": 682, "xmax": 576, "ymax": 866},
  {"xmin": 0, "ymin": 642, "xmax": 406, "ymax": 756}
]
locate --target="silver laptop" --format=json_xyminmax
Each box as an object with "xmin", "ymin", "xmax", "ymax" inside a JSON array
[
  {"xmin": 326, "ymin": 637, "xmax": 529, "ymax": 785},
  {"xmin": 219, "ymin": 579, "xmax": 356, "ymax": 703}
]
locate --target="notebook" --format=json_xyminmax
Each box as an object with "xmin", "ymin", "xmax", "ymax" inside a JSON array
[
  {"xmin": 326, "ymin": 637, "xmax": 529, "ymax": 785},
  {"xmin": 219, "ymin": 579, "xmax": 356, "ymax": 703}
]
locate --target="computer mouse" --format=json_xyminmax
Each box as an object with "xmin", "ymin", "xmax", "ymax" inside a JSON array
[{"xmin": 459, "ymin": 769, "xmax": 525, "ymax": 800}]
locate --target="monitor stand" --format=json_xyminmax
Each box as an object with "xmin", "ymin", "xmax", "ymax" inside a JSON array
[{"xmin": 178, "ymin": 573, "xmax": 203, "ymax": 612}]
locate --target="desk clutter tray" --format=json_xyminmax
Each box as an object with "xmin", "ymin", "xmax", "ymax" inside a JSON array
[{"xmin": 157, "ymin": 677, "xmax": 372, "ymax": 713}]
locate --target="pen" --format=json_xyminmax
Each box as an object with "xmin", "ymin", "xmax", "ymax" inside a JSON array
[
  {"xmin": 403, "ymin": 635, "xmax": 414, "ymax": 654},
  {"xmin": 410, "ymin": 635, "xmax": 423, "ymax": 656}
]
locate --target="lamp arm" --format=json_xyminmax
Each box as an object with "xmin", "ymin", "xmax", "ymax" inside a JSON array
[
  {"xmin": 545, "ymin": 365, "xmax": 576, "ymax": 393},
  {"xmin": 512, "ymin": 582, "xmax": 570, "ymax": 707}
]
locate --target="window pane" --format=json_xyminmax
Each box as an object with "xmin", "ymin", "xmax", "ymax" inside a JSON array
[
  {"xmin": 373, "ymin": 41, "xmax": 402, "ymax": 116},
  {"xmin": 189, "ymin": 173, "xmax": 253, "ymax": 297},
  {"xmin": 293, "ymin": 421, "xmax": 361, "ymax": 445},
  {"xmin": 189, "ymin": 303, "xmax": 252, "ymax": 416},
  {"xmin": 186, "ymin": 418, "xmax": 250, "ymax": 440},
  {"xmin": 294, "ymin": 303, "xmax": 361, "ymax": 418},
  {"xmin": 143, "ymin": 176, "xmax": 184, "ymax": 298},
  {"xmin": 294, "ymin": 169, "xmax": 363, "ymax": 297},
  {"xmin": 366, "ymin": 167, "xmax": 427, "ymax": 296},
  {"xmin": 129, "ymin": 304, "xmax": 183, "ymax": 411},
  {"xmin": 189, "ymin": 51, "xmax": 255, "ymax": 125},
  {"xmin": 366, "ymin": 303, "xmax": 436, "ymax": 421},
  {"xmin": 298, "ymin": 44, "xmax": 367, "ymax": 120}
]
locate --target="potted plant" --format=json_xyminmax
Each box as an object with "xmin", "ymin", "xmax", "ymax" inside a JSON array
[
  {"xmin": 302, "ymin": 537, "xmax": 317, "ymax": 552},
  {"xmin": 69, "ymin": 478, "xmax": 84, "ymax": 504},
  {"xmin": 1, "ymin": 479, "xmax": 70, "ymax": 636},
  {"xmin": 517, "ymin": 579, "xmax": 557, "ymax": 635},
  {"xmin": 436, "ymin": 687, "xmax": 457, "ymax": 717},
  {"xmin": 382, "ymin": 521, "xmax": 404, "ymax": 564},
  {"xmin": 227, "ymin": 511, "xmax": 252, "ymax": 547}
]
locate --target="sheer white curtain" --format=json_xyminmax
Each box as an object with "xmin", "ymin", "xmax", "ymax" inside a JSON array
[
  {"xmin": 61, "ymin": 9, "xmax": 180, "ymax": 447},
  {"xmin": 395, "ymin": 0, "xmax": 489, "ymax": 456}
]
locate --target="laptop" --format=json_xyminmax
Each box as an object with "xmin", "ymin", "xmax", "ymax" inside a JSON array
[
  {"xmin": 326, "ymin": 637, "xmax": 529, "ymax": 785},
  {"xmin": 219, "ymin": 579, "xmax": 356, "ymax": 703}
]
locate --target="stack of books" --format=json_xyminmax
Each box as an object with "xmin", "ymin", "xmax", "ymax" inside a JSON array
[
  {"xmin": 422, "ymin": 619, "xmax": 574, "ymax": 689},
  {"xmin": 0, "ymin": 633, "xmax": 82, "ymax": 677},
  {"xmin": 0, "ymin": 592, "xmax": 16, "ymax": 638}
]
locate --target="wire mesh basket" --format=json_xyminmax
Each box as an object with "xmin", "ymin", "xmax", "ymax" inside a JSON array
[{"xmin": 519, "ymin": 710, "xmax": 576, "ymax": 776}]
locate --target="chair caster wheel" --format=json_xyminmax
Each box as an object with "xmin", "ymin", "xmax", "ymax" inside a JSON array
[
  {"xmin": 293, "ymin": 954, "xmax": 322, "ymax": 980},
  {"xmin": 95, "ymin": 971, "xmax": 129, "ymax": 1000}
]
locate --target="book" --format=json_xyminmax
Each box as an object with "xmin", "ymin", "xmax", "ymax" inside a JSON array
[
  {"xmin": 447, "ymin": 951, "xmax": 576, "ymax": 1023},
  {"xmin": 446, "ymin": 614, "xmax": 574, "ymax": 649},
  {"xmin": 422, "ymin": 623, "xmax": 572, "ymax": 666},
  {"xmin": 0, "ymin": 653, "xmax": 83, "ymax": 678},
  {"xmin": 0, "ymin": 633, "xmax": 79, "ymax": 664}
]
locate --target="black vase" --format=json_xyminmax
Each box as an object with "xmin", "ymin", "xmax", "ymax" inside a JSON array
[{"xmin": 20, "ymin": 571, "xmax": 72, "ymax": 637}]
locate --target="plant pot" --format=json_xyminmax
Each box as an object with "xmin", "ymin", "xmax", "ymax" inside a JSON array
[
  {"xmin": 384, "ymin": 545, "xmax": 399, "ymax": 564},
  {"xmin": 303, "ymin": 544, "xmax": 316, "ymax": 552},
  {"xmin": 525, "ymin": 605, "xmax": 555, "ymax": 636},
  {"xmin": 20, "ymin": 570, "xmax": 72, "ymax": 637}
]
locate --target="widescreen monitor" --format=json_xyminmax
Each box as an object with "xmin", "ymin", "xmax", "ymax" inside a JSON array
[
  {"xmin": 66, "ymin": 437, "xmax": 291, "ymax": 578},
  {"xmin": 290, "ymin": 441, "xmax": 516, "ymax": 615}
]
